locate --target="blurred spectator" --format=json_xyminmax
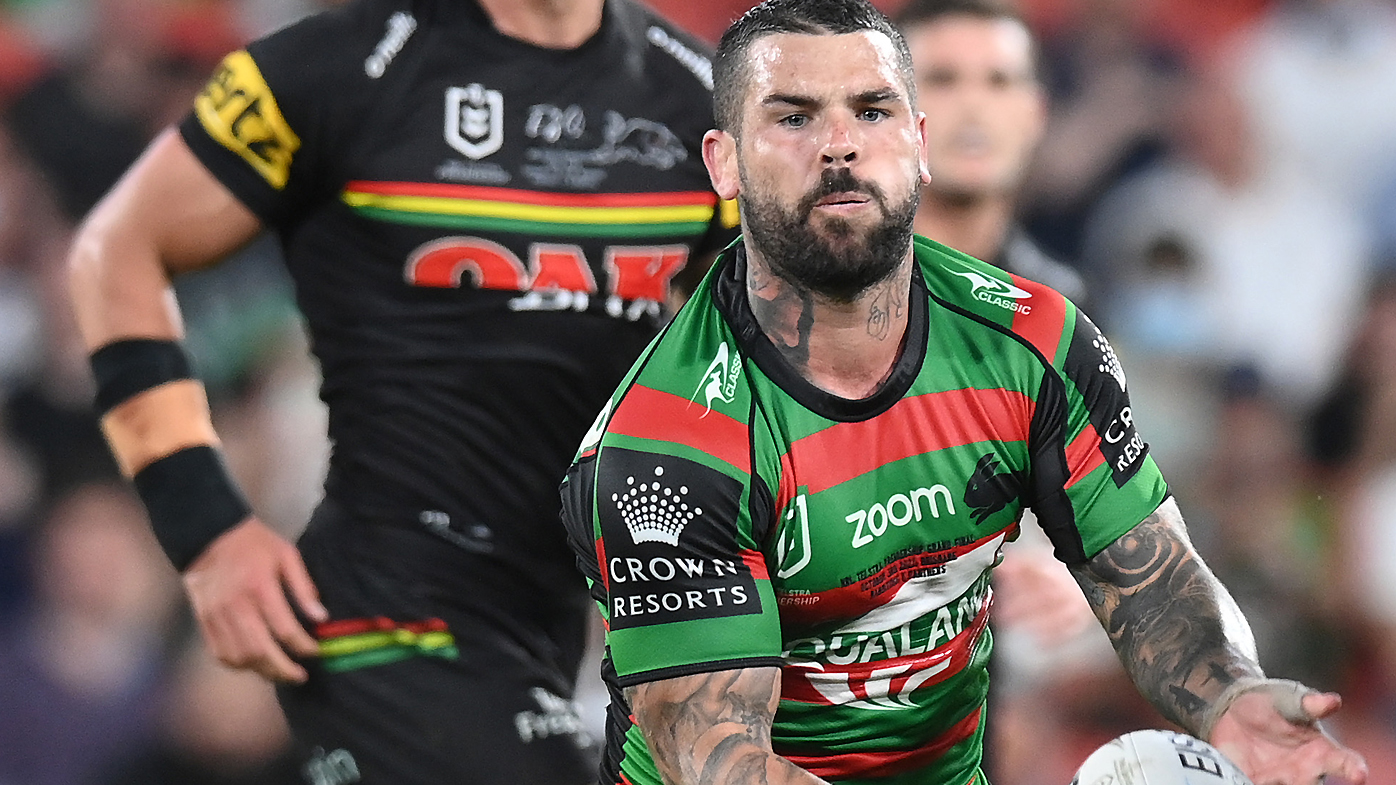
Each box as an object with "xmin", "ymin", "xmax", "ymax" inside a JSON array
[
  {"xmin": 1231, "ymin": 0, "xmax": 1396, "ymax": 213},
  {"xmin": 100, "ymin": 640, "xmax": 301, "ymax": 785},
  {"xmin": 0, "ymin": 482, "xmax": 182, "ymax": 785},
  {"xmin": 1081, "ymin": 63, "xmax": 1370, "ymax": 405},
  {"xmin": 1018, "ymin": 0, "xmax": 1182, "ymax": 260}
]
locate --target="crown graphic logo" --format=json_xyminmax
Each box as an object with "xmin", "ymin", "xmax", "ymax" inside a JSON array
[{"xmin": 613, "ymin": 466, "xmax": 702, "ymax": 547}]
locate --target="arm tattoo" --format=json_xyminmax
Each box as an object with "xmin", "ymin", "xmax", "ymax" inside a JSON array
[
  {"xmin": 627, "ymin": 669, "xmax": 824, "ymax": 785},
  {"xmin": 1069, "ymin": 501, "xmax": 1263, "ymax": 735}
]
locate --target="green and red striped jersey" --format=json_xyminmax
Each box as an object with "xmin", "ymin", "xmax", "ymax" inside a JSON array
[{"xmin": 560, "ymin": 235, "xmax": 1169, "ymax": 785}]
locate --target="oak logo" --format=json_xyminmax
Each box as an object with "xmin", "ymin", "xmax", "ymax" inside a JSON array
[{"xmin": 445, "ymin": 83, "xmax": 503, "ymax": 160}]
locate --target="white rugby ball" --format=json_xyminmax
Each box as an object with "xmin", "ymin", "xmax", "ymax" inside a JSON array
[{"xmin": 1072, "ymin": 729, "xmax": 1253, "ymax": 785}]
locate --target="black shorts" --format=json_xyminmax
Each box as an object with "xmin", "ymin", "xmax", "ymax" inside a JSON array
[{"xmin": 278, "ymin": 499, "xmax": 599, "ymax": 785}]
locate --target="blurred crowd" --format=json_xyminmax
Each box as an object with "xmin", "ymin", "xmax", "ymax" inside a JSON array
[{"xmin": 0, "ymin": 0, "xmax": 1393, "ymax": 783}]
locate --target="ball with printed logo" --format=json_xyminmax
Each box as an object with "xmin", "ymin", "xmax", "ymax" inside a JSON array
[{"xmin": 1071, "ymin": 730, "xmax": 1253, "ymax": 785}]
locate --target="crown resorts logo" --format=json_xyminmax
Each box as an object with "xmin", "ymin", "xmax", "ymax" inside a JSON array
[
  {"xmin": 1094, "ymin": 332, "xmax": 1126, "ymax": 391},
  {"xmin": 613, "ymin": 466, "xmax": 702, "ymax": 546}
]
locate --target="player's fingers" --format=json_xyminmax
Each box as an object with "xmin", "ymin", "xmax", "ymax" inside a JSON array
[
  {"xmin": 1329, "ymin": 746, "xmax": 1370, "ymax": 785},
  {"xmin": 1299, "ymin": 691, "xmax": 1342, "ymax": 721},
  {"xmin": 257, "ymin": 580, "xmax": 321, "ymax": 659},
  {"xmin": 280, "ymin": 547, "xmax": 328, "ymax": 624},
  {"xmin": 230, "ymin": 601, "xmax": 308, "ymax": 683},
  {"xmin": 194, "ymin": 604, "xmax": 244, "ymax": 670}
]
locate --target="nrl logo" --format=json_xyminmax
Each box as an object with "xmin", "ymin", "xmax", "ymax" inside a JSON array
[
  {"xmin": 692, "ymin": 341, "xmax": 741, "ymax": 418},
  {"xmin": 944, "ymin": 259, "xmax": 1033, "ymax": 315},
  {"xmin": 445, "ymin": 83, "xmax": 503, "ymax": 160},
  {"xmin": 613, "ymin": 466, "xmax": 702, "ymax": 547}
]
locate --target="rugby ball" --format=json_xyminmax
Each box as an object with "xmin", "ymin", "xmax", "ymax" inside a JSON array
[{"xmin": 1072, "ymin": 729, "xmax": 1253, "ymax": 785}]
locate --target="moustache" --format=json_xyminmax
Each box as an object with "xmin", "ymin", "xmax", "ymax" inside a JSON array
[{"xmin": 797, "ymin": 168, "xmax": 889, "ymax": 219}]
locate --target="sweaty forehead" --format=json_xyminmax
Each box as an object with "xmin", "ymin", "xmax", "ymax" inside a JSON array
[{"xmin": 744, "ymin": 31, "xmax": 906, "ymax": 103}]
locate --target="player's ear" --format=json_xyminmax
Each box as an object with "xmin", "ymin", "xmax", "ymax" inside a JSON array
[
  {"xmin": 703, "ymin": 129, "xmax": 740, "ymax": 200},
  {"xmin": 915, "ymin": 111, "xmax": 931, "ymax": 185}
]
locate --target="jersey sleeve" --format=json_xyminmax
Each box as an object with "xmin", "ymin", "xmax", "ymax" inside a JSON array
[
  {"xmin": 177, "ymin": 2, "xmax": 381, "ymax": 224},
  {"xmin": 559, "ymin": 312, "xmax": 783, "ymax": 686},
  {"xmin": 1025, "ymin": 306, "xmax": 1170, "ymax": 563}
]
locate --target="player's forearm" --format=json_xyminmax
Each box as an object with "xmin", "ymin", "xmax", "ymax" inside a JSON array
[
  {"xmin": 628, "ymin": 670, "xmax": 829, "ymax": 785},
  {"xmin": 1069, "ymin": 498, "xmax": 1264, "ymax": 736}
]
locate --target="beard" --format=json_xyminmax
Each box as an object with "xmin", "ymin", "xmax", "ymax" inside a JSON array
[{"xmin": 741, "ymin": 167, "xmax": 919, "ymax": 303}]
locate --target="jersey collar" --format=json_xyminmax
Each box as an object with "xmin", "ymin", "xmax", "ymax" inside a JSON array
[{"xmin": 712, "ymin": 242, "xmax": 929, "ymax": 422}]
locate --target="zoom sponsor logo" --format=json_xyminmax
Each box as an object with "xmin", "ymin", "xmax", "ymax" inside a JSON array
[{"xmin": 597, "ymin": 449, "xmax": 759, "ymax": 629}]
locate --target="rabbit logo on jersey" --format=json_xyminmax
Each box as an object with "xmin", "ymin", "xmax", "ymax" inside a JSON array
[{"xmin": 598, "ymin": 448, "xmax": 760, "ymax": 630}]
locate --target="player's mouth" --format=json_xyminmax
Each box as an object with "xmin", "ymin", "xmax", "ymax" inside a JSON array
[{"xmin": 813, "ymin": 192, "xmax": 872, "ymax": 212}]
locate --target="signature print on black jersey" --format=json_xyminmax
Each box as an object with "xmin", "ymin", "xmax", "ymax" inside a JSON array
[
  {"xmin": 964, "ymin": 453, "xmax": 1021, "ymax": 525},
  {"xmin": 597, "ymin": 448, "xmax": 760, "ymax": 630}
]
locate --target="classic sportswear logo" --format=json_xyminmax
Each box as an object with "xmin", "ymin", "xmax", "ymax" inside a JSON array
[
  {"xmin": 613, "ymin": 466, "xmax": 703, "ymax": 546},
  {"xmin": 944, "ymin": 260, "xmax": 1033, "ymax": 314},
  {"xmin": 692, "ymin": 341, "xmax": 740, "ymax": 417},
  {"xmin": 445, "ymin": 83, "xmax": 503, "ymax": 160}
]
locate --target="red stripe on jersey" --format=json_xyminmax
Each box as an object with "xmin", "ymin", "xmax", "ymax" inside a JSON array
[
  {"xmin": 316, "ymin": 616, "xmax": 448, "ymax": 639},
  {"xmin": 596, "ymin": 536, "xmax": 610, "ymax": 592},
  {"xmin": 781, "ymin": 706, "xmax": 982, "ymax": 780},
  {"xmin": 787, "ymin": 388, "xmax": 1033, "ymax": 495},
  {"xmin": 1064, "ymin": 423, "xmax": 1107, "ymax": 489},
  {"xmin": 775, "ymin": 526, "xmax": 1006, "ymax": 628},
  {"xmin": 780, "ymin": 600, "xmax": 990, "ymax": 706},
  {"xmin": 608, "ymin": 385, "xmax": 751, "ymax": 474},
  {"xmin": 776, "ymin": 450, "xmax": 798, "ymax": 517},
  {"xmin": 741, "ymin": 548, "xmax": 770, "ymax": 581},
  {"xmin": 1009, "ymin": 273, "xmax": 1068, "ymax": 364},
  {"xmin": 344, "ymin": 181, "xmax": 717, "ymax": 208}
]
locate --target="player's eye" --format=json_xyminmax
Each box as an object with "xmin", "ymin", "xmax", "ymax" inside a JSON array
[
  {"xmin": 780, "ymin": 113, "xmax": 809, "ymax": 128},
  {"xmin": 858, "ymin": 108, "xmax": 890, "ymax": 122}
]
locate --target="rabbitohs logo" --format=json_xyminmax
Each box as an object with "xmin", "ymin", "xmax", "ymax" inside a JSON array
[
  {"xmin": 964, "ymin": 453, "xmax": 1021, "ymax": 525},
  {"xmin": 944, "ymin": 259, "xmax": 1033, "ymax": 315},
  {"xmin": 691, "ymin": 341, "xmax": 741, "ymax": 417}
]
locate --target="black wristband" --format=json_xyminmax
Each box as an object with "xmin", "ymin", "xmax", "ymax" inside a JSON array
[
  {"xmin": 89, "ymin": 339, "xmax": 193, "ymax": 415},
  {"xmin": 132, "ymin": 445, "xmax": 253, "ymax": 571}
]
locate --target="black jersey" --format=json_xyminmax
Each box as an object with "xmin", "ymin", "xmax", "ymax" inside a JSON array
[{"xmin": 178, "ymin": 0, "xmax": 735, "ymax": 611}]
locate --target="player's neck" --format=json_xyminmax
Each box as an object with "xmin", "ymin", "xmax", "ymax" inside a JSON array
[
  {"xmin": 477, "ymin": 0, "xmax": 604, "ymax": 49},
  {"xmin": 913, "ymin": 190, "xmax": 1014, "ymax": 263},
  {"xmin": 744, "ymin": 247, "xmax": 915, "ymax": 401}
]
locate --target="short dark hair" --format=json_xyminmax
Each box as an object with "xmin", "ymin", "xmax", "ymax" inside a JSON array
[
  {"xmin": 893, "ymin": 0, "xmax": 1025, "ymax": 29},
  {"xmin": 892, "ymin": 0, "xmax": 1039, "ymax": 79},
  {"xmin": 713, "ymin": 0, "xmax": 915, "ymax": 133}
]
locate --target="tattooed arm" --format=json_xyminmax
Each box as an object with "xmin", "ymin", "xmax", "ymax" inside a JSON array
[
  {"xmin": 1070, "ymin": 496, "xmax": 1368, "ymax": 784},
  {"xmin": 626, "ymin": 666, "xmax": 828, "ymax": 785}
]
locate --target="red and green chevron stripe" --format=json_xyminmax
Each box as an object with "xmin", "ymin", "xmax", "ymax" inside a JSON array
[
  {"xmin": 341, "ymin": 181, "xmax": 718, "ymax": 238},
  {"xmin": 316, "ymin": 616, "xmax": 459, "ymax": 672}
]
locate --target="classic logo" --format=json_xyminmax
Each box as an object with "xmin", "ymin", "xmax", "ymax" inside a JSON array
[
  {"xmin": 194, "ymin": 50, "xmax": 301, "ymax": 189},
  {"xmin": 613, "ymin": 466, "xmax": 702, "ymax": 547},
  {"xmin": 944, "ymin": 260, "xmax": 1033, "ymax": 314},
  {"xmin": 445, "ymin": 84, "xmax": 503, "ymax": 160},
  {"xmin": 692, "ymin": 341, "xmax": 741, "ymax": 417},
  {"xmin": 963, "ymin": 454, "xmax": 1021, "ymax": 525}
]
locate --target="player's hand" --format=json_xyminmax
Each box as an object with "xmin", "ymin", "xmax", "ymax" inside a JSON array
[
  {"xmin": 182, "ymin": 518, "xmax": 329, "ymax": 683},
  {"xmin": 1210, "ymin": 683, "xmax": 1368, "ymax": 785}
]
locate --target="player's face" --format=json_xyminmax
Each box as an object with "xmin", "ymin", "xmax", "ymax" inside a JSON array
[
  {"xmin": 705, "ymin": 31, "xmax": 930, "ymax": 300},
  {"xmin": 905, "ymin": 16, "xmax": 1044, "ymax": 201}
]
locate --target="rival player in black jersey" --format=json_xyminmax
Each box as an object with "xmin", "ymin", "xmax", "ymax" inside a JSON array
[{"xmin": 66, "ymin": 0, "xmax": 735, "ymax": 782}]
